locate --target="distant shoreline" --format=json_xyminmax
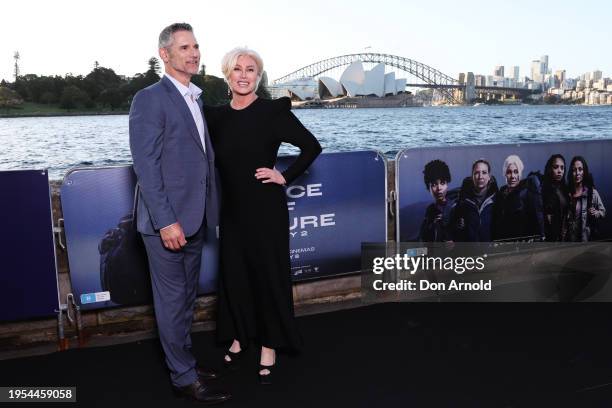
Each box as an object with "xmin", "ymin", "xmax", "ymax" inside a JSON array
[
  {"xmin": 0, "ymin": 111, "xmax": 129, "ymax": 119},
  {"xmin": 1, "ymin": 104, "xmax": 608, "ymax": 119}
]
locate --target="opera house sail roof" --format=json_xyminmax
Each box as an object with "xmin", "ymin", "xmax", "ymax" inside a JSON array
[{"xmin": 277, "ymin": 61, "xmax": 408, "ymax": 101}]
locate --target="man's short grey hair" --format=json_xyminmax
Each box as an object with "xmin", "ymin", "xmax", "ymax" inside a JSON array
[{"xmin": 159, "ymin": 23, "xmax": 193, "ymax": 49}]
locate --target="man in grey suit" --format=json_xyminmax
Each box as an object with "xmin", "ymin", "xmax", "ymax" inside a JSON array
[{"xmin": 129, "ymin": 23, "xmax": 230, "ymax": 404}]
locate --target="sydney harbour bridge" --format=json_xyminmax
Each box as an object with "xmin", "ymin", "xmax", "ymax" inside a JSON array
[{"xmin": 271, "ymin": 53, "xmax": 538, "ymax": 104}]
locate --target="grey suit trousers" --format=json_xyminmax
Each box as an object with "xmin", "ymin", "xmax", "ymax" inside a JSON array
[{"xmin": 141, "ymin": 225, "xmax": 205, "ymax": 387}]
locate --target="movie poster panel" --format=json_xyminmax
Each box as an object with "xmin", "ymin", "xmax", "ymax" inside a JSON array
[
  {"xmin": 61, "ymin": 167, "xmax": 219, "ymax": 311},
  {"xmin": 62, "ymin": 150, "xmax": 387, "ymax": 310},
  {"xmin": 396, "ymin": 139, "xmax": 612, "ymax": 243},
  {"xmin": 277, "ymin": 150, "xmax": 387, "ymax": 280},
  {"xmin": 0, "ymin": 170, "xmax": 59, "ymax": 321}
]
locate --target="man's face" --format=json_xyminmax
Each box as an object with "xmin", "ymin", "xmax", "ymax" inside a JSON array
[
  {"xmin": 472, "ymin": 162, "xmax": 490, "ymax": 192},
  {"xmin": 159, "ymin": 30, "xmax": 200, "ymax": 80},
  {"xmin": 505, "ymin": 163, "xmax": 520, "ymax": 189},
  {"xmin": 572, "ymin": 160, "xmax": 584, "ymax": 185},
  {"xmin": 429, "ymin": 179, "xmax": 448, "ymax": 203}
]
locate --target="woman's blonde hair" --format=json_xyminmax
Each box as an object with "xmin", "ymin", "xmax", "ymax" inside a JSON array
[
  {"xmin": 503, "ymin": 154, "xmax": 524, "ymax": 178},
  {"xmin": 221, "ymin": 47, "xmax": 264, "ymax": 89}
]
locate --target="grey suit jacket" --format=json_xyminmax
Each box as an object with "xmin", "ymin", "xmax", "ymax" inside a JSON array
[{"xmin": 129, "ymin": 76, "xmax": 219, "ymax": 237}]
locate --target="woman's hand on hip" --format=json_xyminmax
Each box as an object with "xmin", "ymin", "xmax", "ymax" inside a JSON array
[{"xmin": 255, "ymin": 167, "xmax": 286, "ymax": 185}]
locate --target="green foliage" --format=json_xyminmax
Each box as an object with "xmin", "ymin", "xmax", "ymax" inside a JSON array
[
  {"xmin": 0, "ymin": 86, "xmax": 24, "ymax": 110},
  {"xmin": 59, "ymin": 85, "xmax": 91, "ymax": 110},
  {"xmin": 256, "ymin": 83, "xmax": 272, "ymax": 100},
  {"xmin": 98, "ymin": 88, "xmax": 124, "ymax": 110},
  {"xmin": 148, "ymin": 58, "xmax": 161, "ymax": 75},
  {"xmin": 83, "ymin": 67, "xmax": 122, "ymax": 100},
  {"xmin": 40, "ymin": 91, "xmax": 57, "ymax": 104},
  {"xmin": 3, "ymin": 57, "xmax": 260, "ymax": 112},
  {"xmin": 192, "ymin": 74, "xmax": 230, "ymax": 106}
]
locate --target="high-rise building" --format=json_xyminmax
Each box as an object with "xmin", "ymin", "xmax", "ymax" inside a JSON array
[
  {"xmin": 592, "ymin": 70, "xmax": 603, "ymax": 81},
  {"xmin": 531, "ymin": 60, "xmax": 542, "ymax": 82},
  {"xmin": 465, "ymin": 72, "xmax": 475, "ymax": 101},
  {"xmin": 554, "ymin": 70, "xmax": 566, "ymax": 83},
  {"xmin": 512, "ymin": 66, "xmax": 520, "ymax": 82},
  {"xmin": 553, "ymin": 70, "xmax": 566, "ymax": 89},
  {"xmin": 563, "ymin": 78, "xmax": 576, "ymax": 90},
  {"xmin": 540, "ymin": 55, "xmax": 549, "ymax": 75},
  {"xmin": 494, "ymin": 65, "xmax": 504, "ymax": 77}
]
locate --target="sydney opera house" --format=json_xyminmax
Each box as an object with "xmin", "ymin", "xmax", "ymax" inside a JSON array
[{"xmin": 274, "ymin": 61, "xmax": 408, "ymax": 101}]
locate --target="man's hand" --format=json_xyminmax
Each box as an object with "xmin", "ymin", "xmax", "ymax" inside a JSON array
[
  {"xmin": 255, "ymin": 167, "xmax": 286, "ymax": 185},
  {"xmin": 160, "ymin": 222, "xmax": 187, "ymax": 251}
]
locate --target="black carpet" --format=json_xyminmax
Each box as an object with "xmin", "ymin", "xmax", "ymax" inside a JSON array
[{"xmin": 2, "ymin": 302, "xmax": 612, "ymax": 407}]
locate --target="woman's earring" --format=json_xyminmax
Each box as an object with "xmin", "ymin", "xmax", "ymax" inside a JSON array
[{"xmin": 227, "ymin": 86, "xmax": 231, "ymax": 97}]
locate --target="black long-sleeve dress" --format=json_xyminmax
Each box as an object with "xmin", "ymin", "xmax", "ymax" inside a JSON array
[{"xmin": 205, "ymin": 97, "xmax": 322, "ymax": 350}]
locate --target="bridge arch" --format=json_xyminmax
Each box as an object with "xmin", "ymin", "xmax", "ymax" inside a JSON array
[{"xmin": 272, "ymin": 53, "xmax": 461, "ymax": 103}]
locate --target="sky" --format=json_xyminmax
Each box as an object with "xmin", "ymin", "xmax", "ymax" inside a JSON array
[{"xmin": 1, "ymin": 0, "xmax": 610, "ymax": 83}]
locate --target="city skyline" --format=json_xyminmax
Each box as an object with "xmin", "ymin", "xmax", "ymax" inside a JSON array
[{"xmin": 1, "ymin": 0, "xmax": 610, "ymax": 84}]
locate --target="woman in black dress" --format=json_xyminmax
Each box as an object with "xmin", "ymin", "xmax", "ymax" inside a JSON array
[{"xmin": 205, "ymin": 47, "xmax": 321, "ymax": 384}]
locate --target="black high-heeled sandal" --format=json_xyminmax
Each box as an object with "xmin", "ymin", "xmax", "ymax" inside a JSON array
[
  {"xmin": 258, "ymin": 364, "xmax": 274, "ymax": 385},
  {"xmin": 223, "ymin": 349, "xmax": 243, "ymax": 370}
]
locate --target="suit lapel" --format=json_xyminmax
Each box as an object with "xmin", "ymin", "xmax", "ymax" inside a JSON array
[
  {"xmin": 197, "ymin": 98, "xmax": 215, "ymax": 164},
  {"xmin": 161, "ymin": 76, "xmax": 205, "ymax": 155}
]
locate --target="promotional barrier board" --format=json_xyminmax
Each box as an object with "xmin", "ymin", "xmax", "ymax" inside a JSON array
[
  {"xmin": 61, "ymin": 167, "xmax": 219, "ymax": 310},
  {"xmin": 277, "ymin": 150, "xmax": 387, "ymax": 280},
  {"xmin": 0, "ymin": 170, "xmax": 59, "ymax": 321},
  {"xmin": 396, "ymin": 140, "xmax": 612, "ymax": 243},
  {"xmin": 61, "ymin": 150, "xmax": 387, "ymax": 309}
]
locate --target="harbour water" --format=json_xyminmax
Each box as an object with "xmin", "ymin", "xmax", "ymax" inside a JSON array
[{"xmin": 1, "ymin": 105, "xmax": 612, "ymax": 180}]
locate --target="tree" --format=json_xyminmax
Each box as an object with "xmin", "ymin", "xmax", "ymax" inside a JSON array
[
  {"xmin": 122, "ymin": 58, "xmax": 162, "ymax": 101},
  {"xmin": 256, "ymin": 84, "xmax": 272, "ymax": 100},
  {"xmin": 255, "ymin": 71, "xmax": 271, "ymax": 99},
  {"xmin": 60, "ymin": 85, "xmax": 90, "ymax": 110},
  {"xmin": 191, "ymin": 74, "xmax": 229, "ymax": 106},
  {"xmin": 83, "ymin": 66, "xmax": 123, "ymax": 101},
  {"xmin": 98, "ymin": 88, "xmax": 124, "ymax": 110},
  {"xmin": 0, "ymin": 86, "xmax": 24, "ymax": 111},
  {"xmin": 148, "ymin": 57, "xmax": 161, "ymax": 75},
  {"xmin": 40, "ymin": 91, "xmax": 57, "ymax": 104}
]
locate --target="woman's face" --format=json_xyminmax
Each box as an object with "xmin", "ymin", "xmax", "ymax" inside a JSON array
[
  {"xmin": 551, "ymin": 158, "xmax": 565, "ymax": 182},
  {"xmin": 228, "ymin": 55, "xmax": 259, "ymax": 96},
  {"xmin": 505, "ymin": 163, "xmax": 520, "ymax": 188},
  {"xmin": 429, "ymin": 179, "xmax": 448, "ymax": 203},
  {"xmin": 572, "ymin": 160, "xmax": 584, "ymax": 185},
  {"xmin": 472, "ymin": 162, "xmax": 490, "ymax": 191}
]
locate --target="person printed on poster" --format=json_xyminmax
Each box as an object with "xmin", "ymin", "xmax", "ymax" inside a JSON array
[
  {"xmin": 453, "ymin": 159, "xmax": 498, "ymax": 242},
  {"xmin": 492, "ymin": 154, "xmax": 545, "ymax": 242},
  {"xmin": 565, "ymin": 155, "xmax": 606, "ymax": 241},
  {"xmin": 418, "ymin": 160, "xmax": 457, "ymax": 243}
]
